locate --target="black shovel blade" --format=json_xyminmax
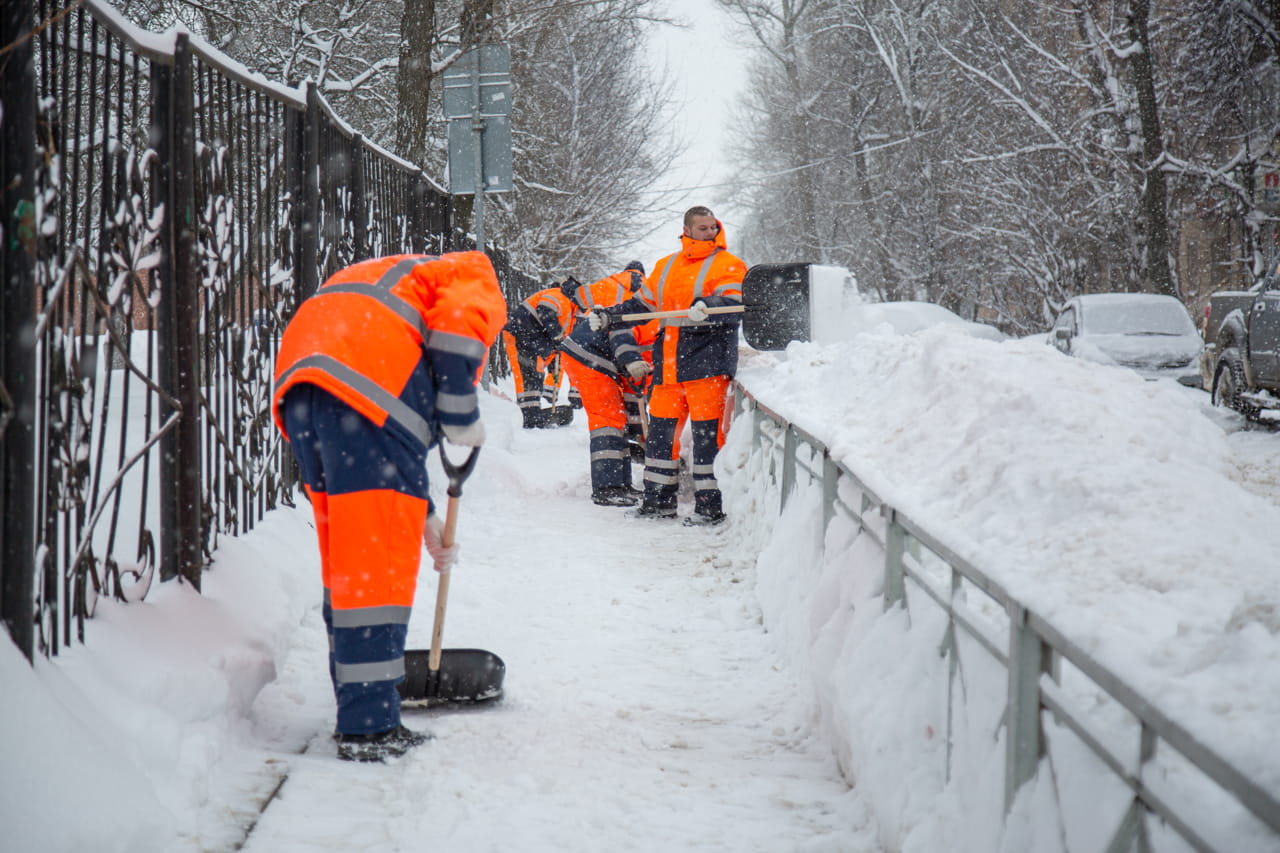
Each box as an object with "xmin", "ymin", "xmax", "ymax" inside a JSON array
[
  {"xmin": 741, "ymin": 263, "xmax": 812, "ymax": 350},
  {"xmin": 398, "ymin": 648, "xmax": 505, "ymax": 706}
]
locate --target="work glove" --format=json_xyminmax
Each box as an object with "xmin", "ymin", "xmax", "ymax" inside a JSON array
[
  {"xmin": 587, "ymin": 309, "xmax": 611, "ymax": 332},
  {"xmin": 687, "ymin": 300, "xmax": 709, "ymax": 322},
  {"xmin": 441, "ymin": 418, "xmax": 486, "ymax": 447},
  {"xmin": 625, "ymin": 360, "xmax": 652, "ymax": 381},
  {"xmin": 423, "ymin": 512, "xmax": 459, "ymax": 573}
]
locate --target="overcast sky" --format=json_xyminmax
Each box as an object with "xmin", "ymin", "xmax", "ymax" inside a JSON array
[{"xmin": 623, "ymin": 2, "xmax": 750, "ymax": 267}]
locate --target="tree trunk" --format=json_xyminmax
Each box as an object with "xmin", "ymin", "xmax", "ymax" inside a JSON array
[
  {"xmin": 394, "ymin": 0, "xmax": 437, "ymax": 165},
  {"xmin": 1127, "ymin": 0, "xmax": 1176, "ymax": 297},
  {"xmin": 461, "ymin": 0, "xmax": 495, "ymax": 45},
  {"xmin": 781, "ymin": 10, "xmax": 820, "ymax": 261}
]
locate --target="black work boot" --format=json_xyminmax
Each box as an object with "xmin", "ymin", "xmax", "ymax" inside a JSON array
[
  {"xmin": 592, "ymin": 486, "xmax": 639, "ymax": 507},
  {"xmin": 336, "ymin": 725, "xmax": 432, "ymax": 763},
  {"xmin": 521, "ymin": 408, "xmax": 546, "ymax": 429},
  {"xmin": 685, "ymin": 492, "xmax": 726, "ymax": 526},
  {"xmin": 630, "ymin": 500, "xmax": 677, "ymax": 519}
]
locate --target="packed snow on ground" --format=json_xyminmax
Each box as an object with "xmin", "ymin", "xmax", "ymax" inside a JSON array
[{"xmin": 3, "ymin": 322, "xmax": 1279, "ymax": 853}]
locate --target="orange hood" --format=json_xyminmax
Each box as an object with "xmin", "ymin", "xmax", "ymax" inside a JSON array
[{"xmin": 679, "ymin": 219, "xmax": 729, "ymax": 261}]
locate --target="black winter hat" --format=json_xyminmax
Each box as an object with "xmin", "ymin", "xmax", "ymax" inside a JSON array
[{"xmin": 559, "ymin": 276, "xmax": 582, "ymax": 300}]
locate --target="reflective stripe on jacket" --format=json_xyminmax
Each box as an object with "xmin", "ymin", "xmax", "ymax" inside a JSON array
[{"xmin": 272, "ymin": 251, "xmax": 507, "ymax": 449}]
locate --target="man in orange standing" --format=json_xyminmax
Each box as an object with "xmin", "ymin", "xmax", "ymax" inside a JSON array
[
  {"xmin": 272, "ymin": 251, "xmax": 506, "ymax": 762},
  {"xmin": 589, "ymin": 207, "xmax": 746, "ymax": 525}
]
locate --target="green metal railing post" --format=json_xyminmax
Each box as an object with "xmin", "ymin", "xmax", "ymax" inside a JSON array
[
  {"xmin": 883, "ymin": 508, "xmax": 906, "ymax": 609},
  {"xmin": 1004, "ymin": 603, "xmax": 1048, "ymax": 812},
  {"xmin": 822, "ymin": 452, "xmax": 838, "ymax": 539},
  {"xmin": 780, "ymin": 424, "xmax": 797, "ymax": 512}
]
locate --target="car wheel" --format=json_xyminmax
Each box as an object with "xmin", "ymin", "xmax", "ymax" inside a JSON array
[{"xmin": 1212, "ymin": 348, "xmax": 1259, "ymax": 420}]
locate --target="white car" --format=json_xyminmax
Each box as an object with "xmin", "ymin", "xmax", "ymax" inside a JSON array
[{"xmin": 1047, "ymin": 293, "xmax": 1203, "ymax": 383}]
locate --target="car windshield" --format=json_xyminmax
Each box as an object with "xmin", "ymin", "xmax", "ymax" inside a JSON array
[{"xmin": 1081, "ymin": 300, "xmax": 1195, "ymax": 336}]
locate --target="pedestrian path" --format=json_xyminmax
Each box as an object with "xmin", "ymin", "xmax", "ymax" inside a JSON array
[{"xmin": 239, "ymin": 400, "xmax": 881, "ymax": 852}]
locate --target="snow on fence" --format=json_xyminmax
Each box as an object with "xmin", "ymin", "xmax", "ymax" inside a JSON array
[
  {"xmin": 0, "ymin": 0, "xmax": 538, "ymax": 661},
  {"xmin": 732, "ymin": 385, "xmax": 1280, "ymax": 852}
]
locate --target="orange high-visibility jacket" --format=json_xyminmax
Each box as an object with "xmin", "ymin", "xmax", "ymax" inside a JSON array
[
  {"xmin": 504, "ymin": 287, "xmax": 581, "ymax": 360},
  {"xmin": 559, "ymin": 269, "xmax": 647, "ymax": 377},
  {"xmin": 629, "ymin": 221, "xmax": 746, "ymax": 385},
  {"xmin": 272, "ymin": 252, "xmax": 507, "ymax": 449},
  {"xmin": 576, "ymin": 270, "xmax": 640, "ymax": 310}
]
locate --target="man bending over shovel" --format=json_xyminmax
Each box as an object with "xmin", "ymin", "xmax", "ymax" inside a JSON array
[{"xmin": 272, "ymin": 251, "xmax": 506, "ymax": 762}]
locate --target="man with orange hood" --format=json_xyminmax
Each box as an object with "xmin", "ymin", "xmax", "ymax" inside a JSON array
[
  {"xmin": 272, "ymin": 251, "xmax": 506, "ymax": 762},
  {"xmin": 588, "ymin": 207, "xmax": 746, "ymax": 525}
]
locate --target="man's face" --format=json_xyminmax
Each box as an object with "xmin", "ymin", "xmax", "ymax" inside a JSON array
[{"xmin": 684, "ymin": 215, "xmax": 719, "ymax": 242}]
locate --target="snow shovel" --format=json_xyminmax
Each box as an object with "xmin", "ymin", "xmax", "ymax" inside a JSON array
[
  {"xmin": 591, "ymin": 262, "xmax": 820, "ymax": 350},
  {"xmin": 398, "ymin": 444, "xmax": 506, "ymax": 706},
  {"xmin": 611, "ymin": 304, "xmax": 745, "ymax": 322}
]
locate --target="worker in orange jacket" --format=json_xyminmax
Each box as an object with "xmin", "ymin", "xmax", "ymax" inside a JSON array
[
  {"xmin": 588, "ymin": 207, "xmax": 746, "ymax": 525},
  {"xmin": 273, "ymin": 252, "xmax": 506, "ymax": 762},
  {"xmin": 574, "ymin": 263, "xmax": 650, "ymax": 454},
  {"xmin": 501, "ymin": 280, "xmax": 583, "ymax": 428},
  {"xmin": 558, "ymin": 262, "xmax": 650, "ymax": 505}
]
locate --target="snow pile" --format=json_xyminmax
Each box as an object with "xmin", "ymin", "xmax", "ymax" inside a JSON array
[
  {"xmin": 0, "ymin": 513, "xmax": 319, "ymax": 853},
  {"xmin": 725, "ymin": 326, "xmax": 1280, "ymax": 851}
]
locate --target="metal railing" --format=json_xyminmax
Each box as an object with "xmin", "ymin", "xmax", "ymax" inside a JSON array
[
  {"xmin": 0, "ymin": 0, "xmax": 538, "ymax": 660},
  {"xmin": 735, "ymin": 384, "xmax": 1280, "ymax": 852}
]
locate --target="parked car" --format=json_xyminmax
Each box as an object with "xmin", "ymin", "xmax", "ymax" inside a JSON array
[
  {"xmin": 1200, "ymin": 264, "xmax": 1280, "ymax": 420},
  {"xmin": 1047, "ymin": 293, "xmax": 1202, "ymax": 384}
]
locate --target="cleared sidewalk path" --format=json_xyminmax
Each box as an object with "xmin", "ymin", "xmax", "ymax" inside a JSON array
[{"xmin": 240, "ymin": 401, "xmax": 880, "ymax": 852}]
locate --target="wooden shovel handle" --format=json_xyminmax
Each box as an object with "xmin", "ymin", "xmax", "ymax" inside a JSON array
[
  {"xmin": 427, "ymin": 444, "xmax": 477, "ymax": 674},
  {"xmin": 427, "ymin": 494, "xmax": 460, "ymax": 672},
  {"xmin": 579, "ymin": 304, "xmax": 747, "ymax": 323},
  {"xmin": 618, "ymin": 304, "xmax": 745, "ymax": 322}
]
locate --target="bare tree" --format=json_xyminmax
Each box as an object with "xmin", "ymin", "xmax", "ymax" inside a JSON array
[
  {"xmin": 487, "ymin": 3, "xmax": 680, "ymax": 279},
  {"xmin": 111, "ymin": 0, "xmax": 680, "ymax": 280}
]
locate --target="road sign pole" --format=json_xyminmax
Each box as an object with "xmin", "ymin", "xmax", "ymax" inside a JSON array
[
  {"xmin": 471, "ymin": 61, "xmax": 485, "ymax": 254},
  {"xmin": 444, "ymin": 45, "xmax": 510, "ymax": 247}
]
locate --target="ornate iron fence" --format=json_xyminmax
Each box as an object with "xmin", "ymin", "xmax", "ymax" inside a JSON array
[{"xmin": 0, "ymin": 0, "xmax": 538, "ymax": 659}]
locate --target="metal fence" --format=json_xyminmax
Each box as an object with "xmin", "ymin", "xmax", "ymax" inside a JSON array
[
  {"xmin": 735, "ymin": 385, "xmax": 1280, "ymax": 852},
  {"xmin": 0, "ymin": 0, "xmax": 538, "ymax": 661}
]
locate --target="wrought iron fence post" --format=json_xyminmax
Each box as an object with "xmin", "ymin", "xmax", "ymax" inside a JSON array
[
  {"xmin": 154, "ymin": 34, "xmax": 203, "ymax": 589},
  {"xmin": 411, "ymin": 173, "xmax": 428, "ymax": 255},
  {"xmin": 1005, "ymin": 602, "xmax": 1048, "ymax": 812},
  {"xmin": 436, "ymin": 189, "xmax": 455, "ymax": 252},
  {"xmin": 1, "ymin": 0, "xmax": 38, "ymax": 661},
  {"xmin": 298, "ymin": 83, "xmax": 321, "ymax": 301},
  {"xmin": 349, "ymin": 134, "xmax": 366, "ymax": 260}
]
